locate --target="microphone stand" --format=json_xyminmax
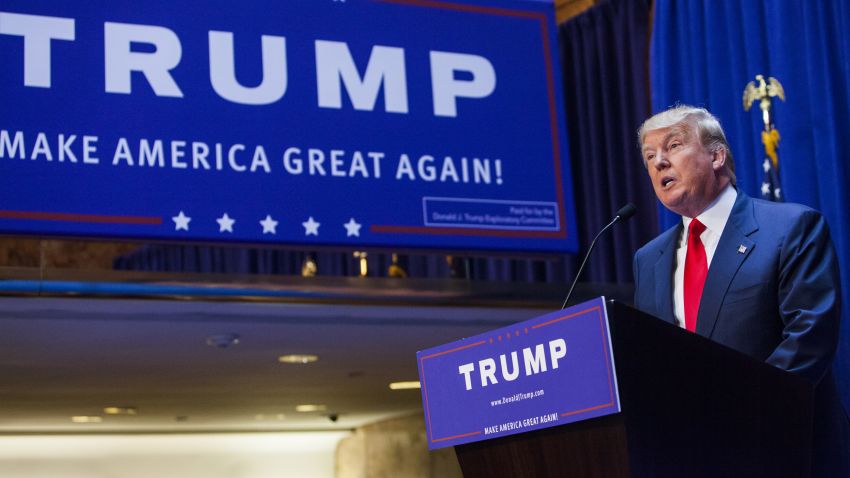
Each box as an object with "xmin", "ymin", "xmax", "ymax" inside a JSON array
[{"xmin": 561, "ymin": 204, "xmax": 636, "ymax": 309}]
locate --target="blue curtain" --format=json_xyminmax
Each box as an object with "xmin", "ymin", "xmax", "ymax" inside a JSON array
[
  {"xmin": 559, "ymin": 0, "xmax": 658, "ymax": 284},
  {"xmin": 651, "ymin": 0, "xmax": 850, "ymax": 412}
]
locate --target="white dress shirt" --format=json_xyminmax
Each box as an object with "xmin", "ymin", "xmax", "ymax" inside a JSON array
[{"xmin": 673, "ymin": 184, "xmax": 737, "ymax": 328}]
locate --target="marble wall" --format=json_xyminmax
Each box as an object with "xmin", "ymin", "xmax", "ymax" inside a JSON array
[{"xmin": 336, "ymin": 413, "xmax": 462, "ymax": 478}]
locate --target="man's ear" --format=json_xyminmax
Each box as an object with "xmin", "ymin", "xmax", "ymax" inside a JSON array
[{"xmin": 711, "ymin": 147, "xmax": 727, "ymax": 171}]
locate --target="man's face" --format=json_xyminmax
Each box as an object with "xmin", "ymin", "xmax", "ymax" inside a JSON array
[{"xmin": 641, "ymin": 124, "xmax": 727, "ymax": 218}]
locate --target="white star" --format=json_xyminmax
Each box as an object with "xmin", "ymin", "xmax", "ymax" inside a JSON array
[
  {"xmin": 774, "ymin": 188, "xmax": 782, "ymax": 199},
  {"xmin": 172, "ymin": 211, "xmax": 191, "ymax": 231},
  {"xmin": 343, "ymin": 218, "xmax": 362, "ymax": 237},
  {"xmin": 216, "ymin": 213, "xmax": 235, "ymax": 233},
  {"xmin": 260, "ymin": 215, "xmax": 278, "ymax": 234},
  {"xmin": 761, "ymin": 182, "xmax": 771, "ymax": 196},
  {"xmin": 302, "ymin": 216, "xmax": 320, "ymax": 236},
  {"xmin": 763, "ymin": 158, "xmax": 771, "ymax": 173}
]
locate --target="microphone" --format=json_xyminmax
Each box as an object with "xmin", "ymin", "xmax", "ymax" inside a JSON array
[{"xmin": 561, "ymin": 203, "xmax": 637, "ymax": 309}]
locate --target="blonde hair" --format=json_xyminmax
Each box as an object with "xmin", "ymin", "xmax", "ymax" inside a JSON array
[{"xmin": 638, "ymin": 105, "xmax": 736, "ymax": 184}]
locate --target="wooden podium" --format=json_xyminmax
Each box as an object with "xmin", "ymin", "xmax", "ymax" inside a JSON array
[{"xmin": 454, "ymin": 300, "xmax": 814, "ymax": 478}]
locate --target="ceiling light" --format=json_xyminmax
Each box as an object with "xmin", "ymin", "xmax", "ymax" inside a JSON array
[
  {"xmin": 71, "ymin": 416, "xmax": 102, "ymax": 423},
  {"xmin": 295, "ymin": 404, "xmax": 327, "ymax": 413},
  {"xmin": 389, "ymin": 381, "xmax": 421, "ymax": 390},
  {"xmin": 278, "ymin": 354, "xmax": 319, "ymax": 364},
  {"xmin": 103, "ymin": 406, "xmax": 137, "ymax": 415},
  {"xmin": 254, "ymin": 413, "xmax": 286, "ymax": 421}
]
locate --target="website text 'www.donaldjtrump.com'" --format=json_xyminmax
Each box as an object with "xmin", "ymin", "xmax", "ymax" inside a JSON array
[{"xmin": 490, "ymin": 389, "xmax": 544, "ymax": 407}]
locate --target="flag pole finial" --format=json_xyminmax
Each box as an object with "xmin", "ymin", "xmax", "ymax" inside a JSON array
[{"xmin": 744, "ymin": 74, "xmax": 786, "ymax": 202}]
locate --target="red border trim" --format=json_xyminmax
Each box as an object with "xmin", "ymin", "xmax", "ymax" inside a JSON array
[
  {"xmin": 420, "ymin": 339, "xmax": 488, "ymax": 443},
  {"xmin": 0, "ymin": 210, "xmax": 162, "ymax": 225},
  {"xmin": 533, "ymin": 306, "xmax": 617, "ymax": 414},
  {"xmin": 379, "ymin": 0, "xmax": 542, "ymax": 17}
]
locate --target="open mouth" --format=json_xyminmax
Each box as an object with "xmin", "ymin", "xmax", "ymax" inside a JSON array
[{"xmin": 661, "ymin": 177, "xmax": 675, "ymax": 188}]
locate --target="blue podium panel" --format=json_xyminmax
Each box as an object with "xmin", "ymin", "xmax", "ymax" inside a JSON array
[
  {"xmin": 418, "ymin": 297, "xmax": 620, "ymax": 449},
  {"xmin": 0, "ymin": 0, "xmax": 578, "ymax": 252}
]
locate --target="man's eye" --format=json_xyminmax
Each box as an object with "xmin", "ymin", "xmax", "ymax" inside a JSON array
[
  {"xmin": 645, "ymin": 154, "xmax": 655, "ymax": 162},
  {"xmin": 669, "ymin": 142, "xmax": 681, "ymax": 150}
]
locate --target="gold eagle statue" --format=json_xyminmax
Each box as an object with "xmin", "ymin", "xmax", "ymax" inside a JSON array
[{"xmin": 743, "ymin": 75, "xmax": 785, "ymax": 128}]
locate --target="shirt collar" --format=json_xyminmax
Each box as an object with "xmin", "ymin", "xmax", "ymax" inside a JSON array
[{"xmin": 682, "ymin": 184, "xmax": 737, "ymax": 236}]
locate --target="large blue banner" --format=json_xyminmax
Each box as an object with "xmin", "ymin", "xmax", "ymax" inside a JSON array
[
  {"xmin": 0, "ymin": 0, "xmax": 577, "ymax": 252},
  {"xmin": 417, "ymin": 297, "xmax": 620, "ymax": 449}
]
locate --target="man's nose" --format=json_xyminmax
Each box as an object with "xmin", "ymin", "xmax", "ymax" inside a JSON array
[{"xmin": 651, "ymin": 151, "xmax": 669, "ymax": 170}]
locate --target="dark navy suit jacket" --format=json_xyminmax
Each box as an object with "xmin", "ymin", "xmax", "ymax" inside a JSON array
[{"xmin": 633, "ymin": 189, "xmax": 848, "ymax": 475}]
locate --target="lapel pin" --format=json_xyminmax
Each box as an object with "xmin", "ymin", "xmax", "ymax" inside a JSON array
[{"xmin": 737, "ymin": 244, "xmax": 747, "ymax": 254}]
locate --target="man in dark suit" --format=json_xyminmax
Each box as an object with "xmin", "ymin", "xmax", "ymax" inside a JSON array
[{"xmin": 632, "ymin": 105, "xmax": 848, "ymax": 476}]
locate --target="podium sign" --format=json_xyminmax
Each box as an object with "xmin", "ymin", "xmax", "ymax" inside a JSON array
[{"xmin": 417, "ymin": 297, "xmax": 620, "ymax": 449}]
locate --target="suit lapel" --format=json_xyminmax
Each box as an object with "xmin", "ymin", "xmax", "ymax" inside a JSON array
[
  {"xmin": 695, "ymin": 191, "xmax": 758, "ymax": 337},
  {"xmin": 653, "ymin": 225, "xmax": 680, "ymax": 325}
]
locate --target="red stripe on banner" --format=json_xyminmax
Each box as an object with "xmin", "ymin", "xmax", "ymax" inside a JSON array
[
  {"xmin": 535, "ymin": 306, "xmax": 619, "ymax": 414},
  {"xmin": 420, "ymin": 339, "xmax": 487, "ymax": 442},
  {"xmin": 432, "ymin": 430, "xmax": 482, "ymax": 442},
  {"xmin": 597, "ymin": 306, "xmax": 617, "ymax": 405},
  {"xmin": 531, "ymin": 306, "xmax": 600, "ymax": 329},
  {"xmin": 560, "ymin": 402, "xmax": 614, "ymax": 418},
  {"xmin": 421, "ymin": 340, "xmax": 487, "ymax": 360},
  {"xmin": 538, "ymin": 17, "xmax": 568, "ymax": 237},
  {"xmin": 0, "ymin": 210, "xmax": 162, "ymax": 225},
  {"xmin": 377, "ymin": 0, "xmax": 544, "ymax": 19},
  {"xmin": 419, "ymin": 358, "xmax": 437, "ymax": 443}
]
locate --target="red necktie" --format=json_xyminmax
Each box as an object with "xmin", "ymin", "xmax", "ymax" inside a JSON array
[{"xmin": 684, "ymin": 219, "xmax": 708, "ymax": 332}]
